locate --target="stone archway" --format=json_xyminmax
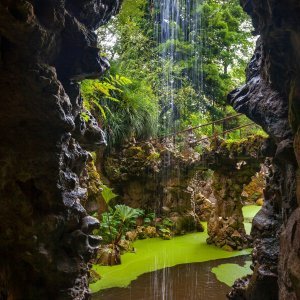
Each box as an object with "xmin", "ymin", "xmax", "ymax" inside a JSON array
[
  {"xmin": 207, "ymin": 161, "xmax": 262, "ymax": 250},
  {"xmin": 206, "ymin": 136, "xmax": 265, "ymax": 250}
]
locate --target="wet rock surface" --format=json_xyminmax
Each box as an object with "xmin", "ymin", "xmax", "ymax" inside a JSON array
[
  {"xmin": 228, "ymin": 1, "xmax": 300, "ymax": 298},
  {"xmin": 0, "ymin": 1, "xmax": 120, "ymax": 299},
  {"xmin": 80, "ymin": 158, "xmax": 105, "ymax": 215}
]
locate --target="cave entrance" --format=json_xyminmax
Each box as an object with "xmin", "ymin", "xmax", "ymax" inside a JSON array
[{"xmin": 78, "ymin": 0, "xmax": 267, "ymax": 298}]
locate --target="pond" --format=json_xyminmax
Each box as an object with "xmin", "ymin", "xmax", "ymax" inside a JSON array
[
  {"xmin": 91, "ymin": 205, "xmax": 261, "ymax": 299},
  {"xmin": 93, "ymin": 256, "xmax": 251, "ymax": 300}
]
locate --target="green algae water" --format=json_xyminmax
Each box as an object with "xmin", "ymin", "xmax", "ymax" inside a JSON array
[
  {"xmin": 91, "ymin": 205, "xmax": 261, "ymax": 299},
  {"xmin": 211, "ymin": 260, "xmax": 252, "ymax": 286},
  {"xmin": 93, "ymin": 256, "xmax": 251, "ymax": 300},
  {"xmin": 243, "ymin": 205, "xmax": 261, "ymax": 234},
  {"xmin": 91, "ymin": 231, "xmax": 251, "ymax": 292}
]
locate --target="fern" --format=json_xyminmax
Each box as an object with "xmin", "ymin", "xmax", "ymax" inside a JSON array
[{"xmin": 81, "ymin": 72, "xmax": 158, "ymax": 148}]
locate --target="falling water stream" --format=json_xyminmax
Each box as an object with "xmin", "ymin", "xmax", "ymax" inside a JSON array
[
  {"xmin": 154, "ymin": 0, "xmax": 204, "ymax": 216},
  {"xmin": 154, "ymin": 0, "xmax": 202, "ymax": 134}
]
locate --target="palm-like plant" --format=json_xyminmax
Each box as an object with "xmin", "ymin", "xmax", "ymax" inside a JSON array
[{"xmin": 99, "ymin": 202, "xmax": 144, "ymax": 245}]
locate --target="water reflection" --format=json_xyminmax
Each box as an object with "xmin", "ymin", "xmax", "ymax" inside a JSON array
[{"xmin": 92, "ymin": 255, "xmax": 250, "ymax": 300}]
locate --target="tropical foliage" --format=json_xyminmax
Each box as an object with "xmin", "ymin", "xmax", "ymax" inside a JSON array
[
  {"xmin": 99, "ymin": 204, "xmax": 143, "ymax": 245},
  {"xmin": 80, "ymin": 0, "xmax": 264, "ymax": 149},
  {"xmin": 81, "ymin": 74, "xmax": 158, "ymax": 147}
]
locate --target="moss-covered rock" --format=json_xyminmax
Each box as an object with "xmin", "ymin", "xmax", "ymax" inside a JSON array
[
  {"xmin": 242, "ymin": 170, "xmax": 265, "ymax": 204},
  {"xmin": 89, "ymin": 270, "xmax": 101, "ymax": 285},
  {"xmin": 95, "ymin": 245, "xmax": 121, "ymax": 266},
  {"xmin": 80, "ymin": 155, "xmax": 111, "ymax": 215}
]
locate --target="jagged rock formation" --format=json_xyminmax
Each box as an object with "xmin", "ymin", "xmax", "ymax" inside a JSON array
[
  {"xmin": 228, "ymin": 1, "xmax": 300, "ymax": 298},
  {"xmin": 242, "ymin": 169, "xmax": 266, "ymax": 205},
  {"xmin": 206, "ymin": 136, "xmax": 265, "ymax": 250},
  {"xmin": 103, "ymin": 140, "xmax": 208, "ymax": 213},
  {"xmin": 0, "ymin": 1, "xmax": 120, "ymax": 299}
]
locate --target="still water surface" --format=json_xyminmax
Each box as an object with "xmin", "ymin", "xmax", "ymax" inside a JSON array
[{"xmin": 92, "ymin": 255, "xmax": 249, "ymax": 300}]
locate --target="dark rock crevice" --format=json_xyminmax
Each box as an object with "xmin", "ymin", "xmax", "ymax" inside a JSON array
[
  {"xmin": 228, "ymin": 1, "xmax": 300, "ymax": 299},
  {"xmin": 0, "ymin": 1, "xmax": 121, "ymax": 299}
]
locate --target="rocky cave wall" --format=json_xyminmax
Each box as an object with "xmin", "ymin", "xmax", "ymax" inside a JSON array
[
  {"xmin": 0, "ymin": 1, "xmax": 121, "ymax": 299},
  {"xmin": 228, "ymin": 0, "xmax": 300, "ymax": 299}
]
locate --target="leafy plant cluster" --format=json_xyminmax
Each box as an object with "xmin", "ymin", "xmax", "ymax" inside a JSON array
[
  {"xmin": 97, "ymin": 185, "xmax": 157, "ymax": 245},
  {"xmin": 81, "ymin": 73, "xmax": 158, "ymax": 147},
  {"xmin": 99, "ymin": 204, "xmax": 143, "ymax": 245},
  {"xmin": 97, "ymin": 203, "xmax": 176, "ymax": 245}
]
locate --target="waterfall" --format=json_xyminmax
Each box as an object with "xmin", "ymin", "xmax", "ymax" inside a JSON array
[
  {"xmin": 153, "ymin": 0, "xmax": 203, "ymax": 216},
  {"xmin": 154, "ymin": 0, "xmax": 203, "ymax": 136}
]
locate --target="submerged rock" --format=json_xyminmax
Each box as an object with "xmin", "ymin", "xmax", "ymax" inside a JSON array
[
  {"xmin": 89, "ymin": 270, "xmax": 101, "ymax": 285},
  {"xmin": 96, "ymin": 245, "xmax": 121, "ymax": 266},
  {"xmin": 118, "ymin": 239, "xmax": 135, "ymax": 254},
  {"xmin": 125, "ymin": 230, "xmax": 138, "ymax": 242},
  {"xmin": 144, "ymin": 226, "xmax": 157, "ymax": 238}
]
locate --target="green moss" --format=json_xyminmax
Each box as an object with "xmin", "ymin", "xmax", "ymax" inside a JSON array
[
  {"xmin": 218, "ymin": 135, "xmax": 267, "ymax": 155},
  {"xmin": 146, "ymin": 152, "xmax": 160, "ymax": 161},
  {"xmin": 127, "ymin": 146, "xmax": 145, "ymax": 156},
  {"xmin": 84, "ymin": 160, "xmax": 103, "ymax": 207},
  {"xmin": 105, "ymin": 157, "xmax": 122, "ymax": 179},
  {"xmin": 90, "ymin": 151, "xmax": 97, "ymax": 161},
  {"xmin": 211, "ymin": 261, "xmax": 252, "ymax": 286},
  {"xmin": 222, "ymin": 138, "xmax": 247, "ymax": 152}
]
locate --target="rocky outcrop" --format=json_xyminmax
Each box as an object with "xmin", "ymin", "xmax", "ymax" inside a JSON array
[
  {"xmin": 242, "ymin": 169, "xmax": 265, "ymax": 205},
  {"xmin": 0, "ymin": 1, "xmax": 120, "ymax": 299},
  {"xmin": 228, "ymin": 1, "xmax": 300, "ymax": 298},
  {"xmin": 103, "ymin": 136, "xmax": 266, "ymax": 248},
  {"xmin": 80, "ymin": 158, "xmax": 105, "ymax": 215},
  {"xmin": 104, "ymin": 140, "xmax": 207, "ymax": 214},
  {"xmin": 228, "ymin": 158, "xmax": 282, "ymax": 299},
  {"xmin": 104, "ymin": 136, "xmax": 265, "ymax": 212},
  {"xmin": 207, "ymin": 137, "xmax": 265, "ymax": 250}
]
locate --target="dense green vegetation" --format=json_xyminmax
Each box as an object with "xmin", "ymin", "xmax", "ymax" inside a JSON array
[{"xmin": 80, "ymin": 0, "xmax": 265, "ymax": 148}]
